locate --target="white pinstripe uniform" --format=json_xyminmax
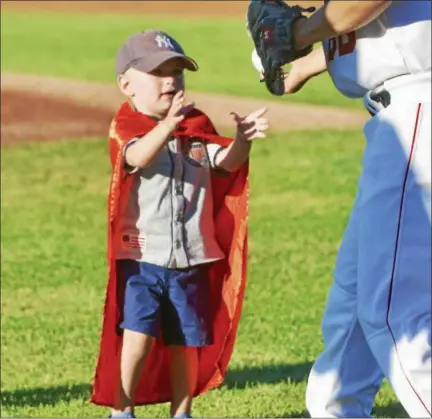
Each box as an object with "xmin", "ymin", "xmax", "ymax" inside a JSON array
[{"xmin": 306, "ymin": 1, "xmax": 431, "ymax": 417}]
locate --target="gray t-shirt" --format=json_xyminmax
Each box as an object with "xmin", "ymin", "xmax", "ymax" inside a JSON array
[{"xmin": 114, "ymin": 135, "xmax": 226, "ymax": 268}]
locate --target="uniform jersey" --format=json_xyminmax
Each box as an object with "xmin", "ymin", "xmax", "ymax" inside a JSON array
[
  {"xmin": 323, "ymin": 0, "xmax": 432, "ymax": 98},
  {"xmin": 308, "ymin": 3, "xmax": 432, "ymax": 418}
]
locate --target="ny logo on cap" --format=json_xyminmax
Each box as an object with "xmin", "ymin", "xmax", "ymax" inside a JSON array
[{"xmin": 155, "ymin": 34, "xmax": 174, "ymax": 49}]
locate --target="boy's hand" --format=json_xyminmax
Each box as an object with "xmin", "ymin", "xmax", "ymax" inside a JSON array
[
  {"xmin": 230, "ymin": 107, "xmax": 269, "ymax": 141},
  {"xmin": 162, "ymin": 90, "xmax": 195, "ymax": 132},
  {"xmin": 215, "ymin": 106, "xmax": 269, "ymax": 171}
]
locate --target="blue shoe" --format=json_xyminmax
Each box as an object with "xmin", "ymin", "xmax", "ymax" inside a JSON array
[
  {"xmin": 108, "ymin": 412, "xmax": 136, "ymax": 418},
  {"xmin": 173, "ymin": 414, "xmax": 192, "ymax": 419}
]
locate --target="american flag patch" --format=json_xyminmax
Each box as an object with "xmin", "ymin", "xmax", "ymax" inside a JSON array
[{"xmin": 122, "ymin": 234, "xmax": 146, "ymax": 250}]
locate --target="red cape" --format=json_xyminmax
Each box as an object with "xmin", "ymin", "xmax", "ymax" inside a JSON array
[{"xmin": 90, "ymin": 103, "xmax": 249, "ymax": 406}]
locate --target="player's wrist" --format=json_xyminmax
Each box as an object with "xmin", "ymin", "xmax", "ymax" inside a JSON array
[
  {"xmin": 296, "ymin": 58, "xmax": 318, "ymax": 83},
  {"xmin": 293, "ymin": 17, "xmax": 314, "ymax": 51},
  {"xmin": 293, "ymin": 8, "xmax": 333, "ymax": 51}
]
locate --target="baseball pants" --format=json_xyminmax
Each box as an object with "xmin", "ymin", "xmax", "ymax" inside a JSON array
[{"xmin": 306, "ymin": 73, "xmax": 431, "ymax": 418}]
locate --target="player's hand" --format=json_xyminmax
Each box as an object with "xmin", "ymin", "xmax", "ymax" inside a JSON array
[
  {"xmin": 162, "ymin": 90, "xmax": 195, "ymax": 132},
  {"xmin": 230, "ymin": 106, "xmax": 269, "ymax": 141},
  {"xmin": 256, "ymin": 60, "xmax": 308, "ymax": 94},
  {"xmin": 282, "ymin": 58, "xmax": 310, "ymax": 94}
]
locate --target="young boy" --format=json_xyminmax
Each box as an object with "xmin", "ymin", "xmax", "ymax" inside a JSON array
[{"xmin": 91, "ymin": 30, "xmax": 269, "ymax": 418}]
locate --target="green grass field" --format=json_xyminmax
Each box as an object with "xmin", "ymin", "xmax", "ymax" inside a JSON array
[
  {"xmin": 1, "ymin": 133, "xmax": 404, "ymax": 418},
  {"xmin": 0, "ymin": 10, "xmax": 363, "ymax": 109},
  {"xmin": 1, "ymin": 7, "xmax": 403, "ymax": 419}
]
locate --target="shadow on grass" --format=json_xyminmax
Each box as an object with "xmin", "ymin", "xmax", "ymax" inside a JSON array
[
  {"xmin": 373, "ymin": 402, "xmax": 407, "ymax": 418},
  {"xmin": 281, "ymin": 403, "xmax": 407, "ymax": 418},
  {"xmin": 1, "ymin": 362, "xmax": 310, "ymax": 408},
  {"xmin": 224, "ymin": 361, "xmax": 313, "ymax": 389},
  {"xmin": 0, "ymin": 372, "xmax": 407, "ymax": 419},
  {"xmin": 274, "ymin": 409, "xmax": 310, "ymax": 418},
  {"xmin": 224, "ymin": 363, "xmax": 407, "ymax": 418},
  {"xmin": 1, "ymin": 383, "xmax": 91, "ymax": 408}
]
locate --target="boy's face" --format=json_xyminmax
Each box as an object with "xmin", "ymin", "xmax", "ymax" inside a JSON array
[{"xmin": 118, "ymin": 58, "xmax": 186, "ymax": 119}]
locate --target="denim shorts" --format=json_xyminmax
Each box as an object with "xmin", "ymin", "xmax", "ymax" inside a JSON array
[{"xmin": 117, "ymin": 259, "xmax": 213, "ymax": 347}]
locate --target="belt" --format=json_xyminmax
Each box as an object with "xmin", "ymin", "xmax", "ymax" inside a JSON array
[
  {"xmin": 364, "ymin": 87, "xmax": 391, "ymax": 116},
  {"xmin": 363, "ymin": 72, "xmax": 431, "ymax": 117}
]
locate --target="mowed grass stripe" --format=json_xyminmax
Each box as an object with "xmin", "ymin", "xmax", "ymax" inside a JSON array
[{"xmin": 1, "ymin": 11, "xmax": 362, "ymax": 109}]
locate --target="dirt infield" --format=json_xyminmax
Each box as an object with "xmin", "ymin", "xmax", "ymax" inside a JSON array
[
  {"xmin": 1, "ymin": 73, "xmax": 367, "ymax": 145},
  {"xmin": 1, "ymin": 90, "xmax": 114, "ymax": 144},
  {"xmin": 2, "ymin": 1, "xmax": 367, "ymax": 145}
]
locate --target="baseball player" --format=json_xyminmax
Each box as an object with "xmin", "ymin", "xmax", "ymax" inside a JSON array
[{"xmin": 248, "ymin": 1, "xmax": 431, "ymax": 417}]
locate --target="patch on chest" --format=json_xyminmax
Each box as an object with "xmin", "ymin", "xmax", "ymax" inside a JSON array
[{"xmin": 182, "ymin": 138, "xmax": 209, "ymax": 167}]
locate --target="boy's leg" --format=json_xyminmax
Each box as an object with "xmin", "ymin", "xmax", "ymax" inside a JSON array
[
  {"xmin": 306, "ymin": 195, "xmax": 384, "ymax": 418},
  {"xmin": 112, "ymin": 260, "xmax": 164, "ymax": 416},
  {"xmin": 168, "ymin": 345, "xmax": 198, "ymax": 418},
  {"xmin": 162, "ymin": 264, "xmax": 213, "ymax": 418},
  {"xmin": 113, "ymin": 330, "xmax": 155, "ymax": 413}
]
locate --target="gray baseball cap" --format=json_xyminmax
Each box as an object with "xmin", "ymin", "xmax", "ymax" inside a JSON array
[{"xmin": 116, "ymin": 30, "xmax": 198, "ymax": 75}]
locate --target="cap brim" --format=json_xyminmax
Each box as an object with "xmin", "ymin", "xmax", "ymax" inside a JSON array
[{"xmin": 133, "ymin": 51, "xmax": 198, "ymax": 73}]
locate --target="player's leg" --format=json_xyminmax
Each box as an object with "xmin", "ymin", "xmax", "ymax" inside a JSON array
[
  {"xmin": 112, "ymin": 260, "xmax": 163, "ymax": 417},
  {"xmin": 306, "ymin": 195, "xmax": 383, "ymax": 418},
  {"xmin": 163, "ymin": 264, "xmax": 213, "ymax": 418},
  {"xmin": 358, "ymin": 102, "xmax": 431, "ymax": 417}
]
